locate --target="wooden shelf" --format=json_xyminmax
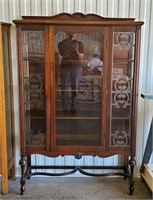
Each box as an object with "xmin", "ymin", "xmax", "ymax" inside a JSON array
[
  {"xmin": 56, "ymin": 110, "xmax": 101, "ymax": 119},
  {"xmin": 56, "ymin": 133, "xmax": 101, "ymax": 146}
]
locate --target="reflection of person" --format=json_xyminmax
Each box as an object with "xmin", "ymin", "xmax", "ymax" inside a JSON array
[{"xmin": 58, "ymin": 34, "xmax": 84, "ymax": 114}]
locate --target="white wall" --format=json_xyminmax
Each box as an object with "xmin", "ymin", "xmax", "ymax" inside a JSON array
[{"xmin": 0, "ymin": 0, "xmax": 153, "ymax": 177}]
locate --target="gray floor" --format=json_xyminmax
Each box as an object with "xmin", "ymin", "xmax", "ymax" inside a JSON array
[{"xmin": 0, "ymin": 177, "xmax": 152, "ymax": 200}]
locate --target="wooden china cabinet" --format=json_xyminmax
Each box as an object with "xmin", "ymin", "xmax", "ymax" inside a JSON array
[
  {"xmin": 13, "ymin": 13, "xmax": 143, "ymax": 195},
  {"xmin": 0, "ymin": 22, "xmax": 15, "ymax": 194}
]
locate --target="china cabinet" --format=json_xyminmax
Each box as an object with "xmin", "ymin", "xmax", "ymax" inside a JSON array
[
  {"xmin": 13, "ymin": 13, "xmax": 143, "ymax": 195},
  {"xmin": 0, "ymin": 22, "xmax": 15, "ymax": 194}
]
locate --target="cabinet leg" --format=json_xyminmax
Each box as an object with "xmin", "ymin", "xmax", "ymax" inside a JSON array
[
  {"xmin": 27, "ymin": 155, "xmax": 31, "ymax": 180},
  {"xmin": 19, "ymin": 155, "xmax": 27, "ymax": 195},
  {"xmin": 129, "ymin": 157, "xmax": 136, "ymax": 195}
]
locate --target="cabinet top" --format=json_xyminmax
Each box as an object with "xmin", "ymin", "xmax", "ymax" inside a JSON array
[
  {"xmin": 13, "ymin": 12, "xmax": 144, "ymax": 26},
  {"xmin": 0, "ymin": 22, "xmax": 11, "ymax": 26}
]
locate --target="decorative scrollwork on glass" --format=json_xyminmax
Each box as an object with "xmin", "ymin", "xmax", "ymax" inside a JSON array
[
  {"xmin": 25, "ymin": 73, "xmax": 45, "ymax": 109},
  {"xmin": 115, "ymin": 32, "xmax": 133, "ymax": 50},
  {"xmin": 112, "ymin": 130, "xmax": 129, "ymax": 146},
  {"xmin": 26, "ymin": 31, "xmax": 44, "ymax": 54},
  {"xmin": 113, "ymin": 75, "xmax": 131, "ymax": 108},
  {"xmin": 27, "ymin": 131, "xmax": 44, "ymax": 146}
]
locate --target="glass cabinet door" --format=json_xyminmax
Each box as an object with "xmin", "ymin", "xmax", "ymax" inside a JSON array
[
  {"xmin": 21, "ymin": 28, "xmax": 46, "ymax": 147},
  {"xmin": 110, "ymin": 29, "xmax": 136, "ymax": 148},
  {"xmin": 54, "ymin": 27, "xmax": 105, "ymax": 147}
]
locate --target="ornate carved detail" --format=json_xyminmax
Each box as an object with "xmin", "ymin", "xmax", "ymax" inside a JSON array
[
  {"xmin": 74, "ymin": 153, "xmax": 83, "ymax": 159},
  {"xmin": 72, "ymin": 12, "xmax": 86, "ymax": 19},
  {"xmin": 113, "ymin": 75, "xmax": 131, "ymax": 108}
]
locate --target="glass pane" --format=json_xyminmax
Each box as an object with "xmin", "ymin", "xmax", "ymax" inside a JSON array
[
  {"xmin": 3, "ymin": 31, "xmax": 13, "ymax": 160},
  {"xmin": 110, "ymin": 119, "xmax": 130, "ymax": 146},
  {"xmin": 55, "ymin": 31, "xmax": 104, "ymax": 146},
  {"xmin": 21, "ymin": 30, "xmax": 46, "ymax": 147},
  {"xmin": 110, "ymin": 31, "xmax": 135, "ymax": 147},
  {"xmin": 113, "ymin": 32, "xmax": 135, "ymax": 61}
]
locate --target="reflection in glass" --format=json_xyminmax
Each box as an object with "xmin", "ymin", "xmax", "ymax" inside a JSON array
[
  {"xmin": 21, "ymin": 31, "xmax": 46, "ymax": 146},
  {"xmin": 55, "ymin": 31, "xmax": 104, "ymax": 146}
]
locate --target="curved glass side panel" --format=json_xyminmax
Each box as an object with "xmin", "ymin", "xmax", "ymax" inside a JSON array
[
  {"xmin": 21, "ymin": 30, "xmax": 46, "ymax": 147},
  {"xmin": 110, "ymin": 31, "xmax": 135, "ymax": 147}
]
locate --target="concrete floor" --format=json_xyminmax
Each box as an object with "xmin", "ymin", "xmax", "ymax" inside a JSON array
[{"xmin": 0, "ymin": 177, "xmax": 152, "ymax": 200}]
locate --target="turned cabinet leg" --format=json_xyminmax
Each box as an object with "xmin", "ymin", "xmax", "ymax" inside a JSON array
[
  {"xmin": 19, "ymin": 155, "xmax": 27, "ymax": 195},
  {"xmin": 129, "ymin": 157, "xmax": 136, "ymax": 195}
]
